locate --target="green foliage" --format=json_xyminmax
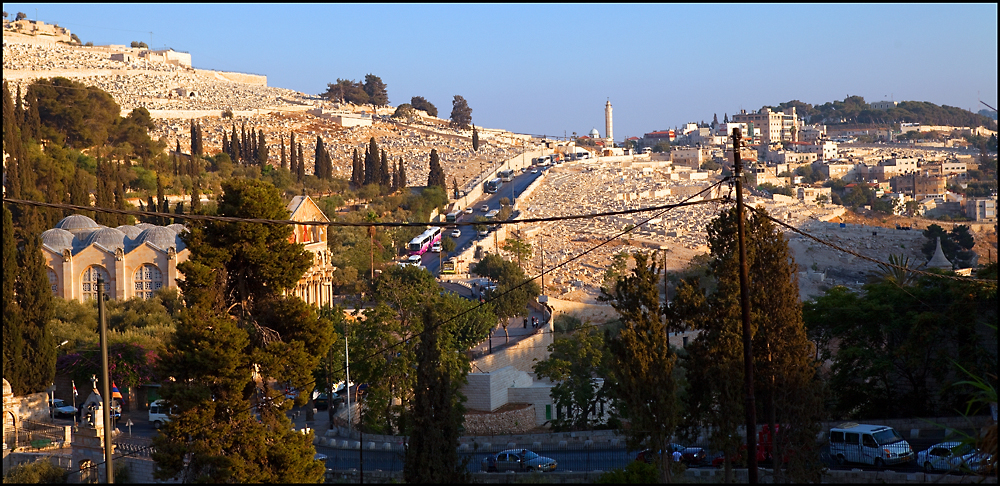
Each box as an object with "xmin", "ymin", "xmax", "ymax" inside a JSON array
[
  {"xmin": 804, "ymin": 277, "xmax": 997, "ymax": 419},
  {"xmin": 921, "ymin": 224, "xmax": 976, "ymax": 267},
  {"xmin": 757, "ymin": 182, "xmax": 794, "ymax": 197},
  {"xmin": 603, "ymin": 252, "xmax": 680, "ymax": 483},
  {"xmin": 600, "ymin": 250, "xmax": 630, "ymax": 295},
  {"xmin": 499, "ymin": 236, "xmax": 532, "ymax": 271},
  {"xmin": 534, "ymin": 325, "xmax": 612, "ymax": 431},
  {"xmin": 323, "ymin": 78, "xmax": 368, "ymax": 106},
  {"xmin": 594, "ymin": 460, "xmax": 659, "ymax": 484},
  {"xmin": 28, "ymin": 77, "xmax": 122, "ymax": 149},
  {"xmin": 2, "ymin": 458, "xmax": 69, "ymax": 483},
  {"xmin": 472, "ymin": 125, "xmax": 480, "ymax": 151},
  {"xmin": 391, "ymin": 103, "xmax": 417, "ymax": 123},
  {"xmin": 768, "ymin": 97, "xmax": 996, "ymax": 129},
  {"xmin": 701, "ymin": 159, "xmax": 722, "ymax": 171},
  {"xmin": 472, "ymin": 254, "xmax": 540, "ymax": 323},
  {"xmin": 410, "ymin": 96, "xmax": 437, "ymax": 117},
  {"xmin": 652, "ymin": 140, "xmax": 671, "ymax": 153},
  {"xmin": 427, "ymin": 149, "xmax": 447, "ymax": 190},
  {"xmin": 552, "ymin": 314, "xmax": 583, "ymax": 333},
  {"xmin": 363, "ymin": 74, "xmax": 388, "ymax": 108},
  {"xmin": 449, "ymin": 95, "xmax": 472, "ymax": 130}
]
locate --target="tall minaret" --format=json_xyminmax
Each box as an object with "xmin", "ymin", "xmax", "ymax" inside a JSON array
[{"xmin": 604, "ymin": 99, "xmax": 614, "ymax": 146}]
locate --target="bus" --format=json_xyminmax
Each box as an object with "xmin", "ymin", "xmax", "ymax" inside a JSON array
[
  {"xmin": 407, "ymin": 227, "xmax": 442, "ymax": 255},
  {"xmin": 441, "ymin": 257, "xmax": 457, "ymax": 274},
  {"xmin": 499, "ymin": 169, "xmax": 515, "ymax": 182},
  {"xmin": 485, "ymin": 209, "xmax": 500, "ymax": 221},
  {"xmin": 484, "ymin": 178, "xmax": 502, "ymax": 194},
  {"xmin": 446, "ymin": 211, "xmax": 461, "ymax": 224}
]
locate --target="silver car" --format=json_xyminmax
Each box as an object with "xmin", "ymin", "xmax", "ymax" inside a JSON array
[
  {"xmin": 918, "ymin": 441, "xmax": 994, "ymax": 474},
  {"xmin": 481, "ymin": 449, "xmax": 557, "ymax": 472}
]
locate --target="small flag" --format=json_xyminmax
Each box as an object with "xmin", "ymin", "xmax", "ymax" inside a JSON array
[
  {"xmin": 111, "ymin": 382, "xmax": 123, "ymax": 400},
  {"xmin": 72, "ymin": 380, "xmax": 78, "ymax": 397}
]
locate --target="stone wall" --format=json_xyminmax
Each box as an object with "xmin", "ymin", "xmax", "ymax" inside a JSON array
[
  {"xmin": 116, "ymin": 456, "xmax": 183, "ymax": 483},
  {"xmin": 462, "ymin": 366, "xmax": 533, "ymax": 412},
  {"xmin": 193, "ymin": 68, "xmax": 266, "ymax": 86},
  {"xmin": 463, "ymin": 404, "xmax": 535, "ymax": 436},
  {"xmin": 470, "ymin": 319, "xmax": 553, "ymax": 374}
]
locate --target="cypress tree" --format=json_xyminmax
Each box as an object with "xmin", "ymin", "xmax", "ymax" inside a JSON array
[
  {"xmin": 366, "ymin": 137, "xmax": 379, "ymax": 185},
  {"xmin": 391, "ymin": 160, "xmax": 398, "ymax": 191},
  {"xmin": 399, "ymin": 157, "xmax": 406, "ymax": 189},
  {"xmin": 23, "ymin": 89, "xmax": 41, "ymax": 142},
  {"xmin": 2, "ymin": 205, "xmax": 27, "ymax": 396},
  {"xmin": 13, "ymin": 222, "xmax": 57, "ymax": 395},
  {"xmin": 189, "ymin": 119, "xmax": 197, "ymax": 155},
  {"xmin": 350, "ymin": 148, "xmax": 361, "ymax": 187},
  {"xmin": 297, "ymin": 143, "xmax": 305, "ymax": 182},
  {"xmin": 280, "ymin": 134, "xmax": 287, "ymax": 170},
  {"xmin": 222, "ymin": 132, "xmax": 229, "ymax": 160},
  {"xmin": 241, "ymin": 123, "xmax": 249, "ymax": 163},
  {"xmin": 380, "ymin": 149, "xmax": 391, "ymax": 187},
  {"xmin": 157, "ymin": 175, "xmax": 170, "ymax": 225},
  {"xmin": 289, "ymin": 132, "xmax": 297, "ymax": 174},
  {"xmin": 191, "ymin": 183, "xmax": 201, "ymax": 214},
  {"xmin": 427, "ymin": 149, "xmax": 446, "ymax": 190},
  {"xmin": 472, "ymin": 125, "xmax": 479, "ymax": 151},
  {"xmin": 314, "ymin": 136, "xmax": 325, "ymax": 180},
  {"xmin": 257, "ymin": 130, "xmax": 268, "ymax": 167},
  {"xmin": 230, "ymin": 125, "xmax": 240, "ymax": 162}
]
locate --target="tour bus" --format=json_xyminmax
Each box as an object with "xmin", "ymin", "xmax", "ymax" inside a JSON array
[
  {"xmin": 484, "ymin": 178, "xmax": 502, "ymax": 194},
  {"xmin": 446, "ymin": 211, "xmax": 461, "ymax": 224},
  {"xmin": 485, "ymin": 209, "xmax": 500, "ymax": 221},
  {"xmin": 499, "ymin": 169, "xmax": 515, "ymax": 182},
  {"xmin": 441, "ymin": 257, "xmax": 457, "ymax": 274},
  {"xmin": 407, "ymin": 227, "xmax": 442, "ymax": 255},
  {"xmin": 535, "ymin": 155, "xmax": 551, "ymax": 166}
]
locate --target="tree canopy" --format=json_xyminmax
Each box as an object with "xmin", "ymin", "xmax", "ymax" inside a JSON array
[
  {"xmin": 410, "ymin": 96, "xmax": 437, "ymax": 117},
  {"xmin": 449, "ymin": 95, "xmax": 472, "ymax": 130}
]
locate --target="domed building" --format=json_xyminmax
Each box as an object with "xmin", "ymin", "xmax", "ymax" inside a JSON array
[
  {"xmin": 40, "ymin": 195, "xmax": 335, "ymax": 307},
  {"xmin": 41, "ymin": 215, "xmax": 190, "ymax": 301}
]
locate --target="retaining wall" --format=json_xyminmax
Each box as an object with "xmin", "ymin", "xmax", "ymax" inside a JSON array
[
  {"xmin": 469, "ymin": 319, "xmax": 553, "ymax": 374},
  {"xmin": 464, "ymin": 404, "xmax": 536, "ymax": 435}
]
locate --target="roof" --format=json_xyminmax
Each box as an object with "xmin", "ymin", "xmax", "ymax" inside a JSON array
[
  {"xmin": 287, "ymin": 195, "xmax": 330, "ymax": 223},
  {"xmin": 830, "ymin": 423, "xmax": 895, "ymax": 433}
]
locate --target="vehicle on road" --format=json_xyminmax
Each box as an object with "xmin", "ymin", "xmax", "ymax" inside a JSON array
[
  {"xmin": 530, "ymin": 168, "xmax": 538, "ymax": 174},
  {"xmin": 484, "ymin": 178, "xmax": 502, "ymax": 194},
  {"xmin": 710, "ymin": 425, "xmax": 791, "ymax": 467},
  {"xmin": 480, "ymin": 204, "xmax": 490, "ymax": 212},
  {"xmin": 464, "ymin": 207, "xmax": 474, "ymax": 214},
  {"xmin": 430, "ymin": 242, "xmax": 442, "ymax": 253},
  {"xmin": 404, "ymin": 255, "xmax": 423, "ymax": 267},
  {"xmin": 478, "ymin": 228, "xmax": 489, "ymax": 237},
  {"xmin": 636, "ymin": 444, "xmax": 707, "ymax": 466},
  {"xmin": 499, "ymin": 169, "xmax": 515, "ymax": 182},
  {"xmin": 313, "ymin": 393, "xmax": 329, "ymax": 410},
  {"xmin": 829, "ymin": 423, "xmax": 914, "ymax": 467},
  {"xmin": 917, "ymin": 441, "xmax": 994, "ymax": 474},
  {"xmin": 49, "ymin": 399, "xmax": 77, "ymax": 418},
  {"xmin": 482, "ymin": 449, "xmax": 557, "ymax": 472},
  {"xmin": 441, "ymin": 257, "xmax": 457, "ymax": 274},
  {"xmin": 450, "ymin": 228, "xmax": 461, "ymax": 238},
  {"xmin": 446, "ymin": 211, "xmax": 460, "ymax": 223},
  {"xmin": 408, "ymin": 227, "xmax": 442, "ymax": 255},
  {"xmin": 485, "ymin": 209, "xmax": 500, "ymax": 221},
  {"xmin": 148, "ymin": 399, "xmax": 175, "ymax": 429}
]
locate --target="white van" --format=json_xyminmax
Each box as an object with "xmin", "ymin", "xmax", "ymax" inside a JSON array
[
  {"xmin": 148, "ymin": 399, "xmax": 175, "ymax": 429},
  {"xmin": 829, "ymin": 423, "xmax": 914, "ymax": 467}
]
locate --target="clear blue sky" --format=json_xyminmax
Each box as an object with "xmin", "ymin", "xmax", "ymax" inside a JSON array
[{"xmin": 5, "ymin": 3, "xmax": 997, "ymax": 139}]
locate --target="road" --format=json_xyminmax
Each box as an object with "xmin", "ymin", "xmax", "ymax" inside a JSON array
[{"xmin": 418, "ymin": 167, "xmax": 546, "ymax": 275}]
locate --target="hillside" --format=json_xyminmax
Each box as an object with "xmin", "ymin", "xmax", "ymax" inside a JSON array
[{"xmin": 765, "ymin": 96, "xmax": 997, "ymax": 129}]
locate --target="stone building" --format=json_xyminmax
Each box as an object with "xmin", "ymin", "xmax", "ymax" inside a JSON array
[{"xmin": 40, "ymin": 197, "xmax": 336, "ymax": 307}]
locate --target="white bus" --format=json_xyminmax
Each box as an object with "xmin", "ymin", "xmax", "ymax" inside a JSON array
[
  {"xmin": 499, "ymin": 169, "xmax": 515, "ymax": 182},
  {"xmin": 407, "ymin": 227, "xmax": 442, "ymax": 255}
]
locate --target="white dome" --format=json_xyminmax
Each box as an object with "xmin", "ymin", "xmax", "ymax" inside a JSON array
[
  {"xmin": 82, "ymin": 227, "xmax": 127, "ymax": 252},
  {"xmin": 135, "ymin": 226, "xmax": 184, "ymax": 251},
  {"xmin": 167, "ymin": 223, "xmax": 188, "ymax": 234},
  {"xmin": 589, "ymin": 128, "xmax": 600, "ymax": 138},
  {"xmin": 40, "ymin": 228, "xmax": 75, "ymax": 252},
  {"xmin": 56, "ymin": 214, "xmax": 100, "ymax": 233},
  {"xmin": 115, "ymin": 225, "xmax": 144, "ymax": 240}
]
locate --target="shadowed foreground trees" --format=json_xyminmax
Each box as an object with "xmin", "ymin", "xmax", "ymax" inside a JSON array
[{"xmin": 152, "ymin": 179, "xmax": 332, "ymax": 483}]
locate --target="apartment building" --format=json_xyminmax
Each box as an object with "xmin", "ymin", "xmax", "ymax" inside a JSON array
[{"xmin": 731, "ymin": 107, "xmax": 801, "ymax": 146}]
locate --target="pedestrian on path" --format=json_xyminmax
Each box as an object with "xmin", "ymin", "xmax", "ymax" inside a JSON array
[{"xmin": 523, "ymin": 317, "xmax": 528, "ymax": 329}]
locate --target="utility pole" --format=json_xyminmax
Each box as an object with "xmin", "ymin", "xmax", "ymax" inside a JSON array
[
  {"xmin": 97, "ymin": 276, "xmax": 115, "ymax": 484},
  {"xmin": 539, "ymin": 236, "xmax": 544, "ymax": 296},
  {"xmin": 732, "ymin": 128, "xmax": 758, "ymax": 483}
]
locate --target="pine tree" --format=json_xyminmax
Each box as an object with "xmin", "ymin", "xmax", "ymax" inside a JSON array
[
  {"xmin": 280, "ymin": 134, "xmax": 287, "ymax": 170},
  {"xmin": 427, "ymin": 149, "xmax": 446, "ymax": 189},
  {"xmin": 399, "ymin": 157, "xmax": 406, "ymax": 189}
]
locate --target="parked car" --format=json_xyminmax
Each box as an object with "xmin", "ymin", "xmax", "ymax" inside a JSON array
[
  {"xmin": 482, "ymin": 449, "xmax": 557, "ymax": 472},
  {"xmin": 148, "ymin": 399, "xmax": 174, "ymax": 429},
  {"xmin": 49, "ymin": 399, "xmax": 77, "ymax": 418},
  {"xmin": 405, "ymin": 255, "xmax": 423, "ymax": 267},
  {"xmin": 313, "ymin": 393, "xmax": 329, "ymax": 410},
  {"xmin": 431, "ymin": 242, "xmax": 442, "ymax": 253},
  {"xmin": 829, "ymin": 423, "xmax": 914, "ymax": 467},
  {"xmin": 530, "ymin": 168, "xmax": 538, "ymax": 174},
  {"xmin": 918, "ymin": 441, "xmax": 994, "ymax": 474},
  {"xmin": 636, "ymin": 444, "xmax": 707, "ymax": 466}
]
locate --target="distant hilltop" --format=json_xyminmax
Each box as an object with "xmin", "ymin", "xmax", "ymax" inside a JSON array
[{"xmin": 3, "ymin": 17, "xmax": 72, "ymax": 43}]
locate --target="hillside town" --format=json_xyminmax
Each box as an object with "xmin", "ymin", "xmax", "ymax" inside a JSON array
[{"xmin": 3, "ymin": 14, "xmax": 997, "ymax": 484}]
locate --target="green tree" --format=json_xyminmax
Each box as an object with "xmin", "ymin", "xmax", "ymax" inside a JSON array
[
  {"xmin": 256, "ymin": 129, "xmax": 268, "ymax": 167},
  {"xmin": 472, "ymin": 254, "xmax": 540, "ymax": 343},
  {"xmin": 427, "ymin": 148, "xmax": 446, "ymax": 190},
  {"xmin": 675, "ymin": 207, "xmax": 824, "ymax": 483},
  {"xmin": 604, "ymin": 253, "xmax": 680, "ymax": 483},
  {"xmin": 533, "ymin": 324, "xmax": 612, "ymax": 431},
  {"xmin": 472, "ymin": 125, "xmax": 480, "ymax": 151},
  {"xmin": 449, "ymin": 95, "xmax": 472, "ymax": 130},
  {"xmin": 2, "ymin": 458, "xmax": 69, "ymax": 483},
  {"xmin": 397, "ymin": 156, "xmax": 407, "ymax": 189},
  {"xmin": 500, "ymin": 236, "xmax": 532, "ymax": 272},
  {"xmin": 410, "ymin": 96, "xmax": 437, "ymax": 117},
  {"xmin": 392, "ymin": 103, "xmax": 417, "ymax": 123},
  {"xmin": 601, "ymin": 250, "xmax": 630, "ymax": 296},
  {"xmin": 403, "ymin": 306, "xmax": 471, "ymax": 483},
  {"xmin": 28, "ymin": 77, "xmax": 121, "ymax": 149},
  {"xmin": 153, "ymin": 179, "xmax": 332, "ymax": 482},
  {"xmin": 363, "ymin": 74, "xmax": 388, "ymax": 109}
]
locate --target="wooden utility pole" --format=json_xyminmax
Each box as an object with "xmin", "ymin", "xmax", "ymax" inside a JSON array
[
  {"xmin": 97, "ymin": 276, "xmax": 115, "ymax": 483},
  {"xmin": 732, "ymin": 128, "xmax": 758, "ymax": 482}
]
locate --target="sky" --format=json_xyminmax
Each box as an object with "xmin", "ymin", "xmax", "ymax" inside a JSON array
[{"xmin": 4, "ymin": 3, "xmax": 997, "ymax": 140}]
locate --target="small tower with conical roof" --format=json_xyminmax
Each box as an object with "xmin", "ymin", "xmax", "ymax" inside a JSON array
[{"xmin": 925, "ymin": 236, "xmax": 953, "ymax": 270}]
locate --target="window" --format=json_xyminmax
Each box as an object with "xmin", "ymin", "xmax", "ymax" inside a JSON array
[
  {"xmin": 862, "ymin": 434, "xmax": 877, "ymax": 448},
  {"xmin": 47, "ymin": 269, "xmax": 58, "ymax": 294},
  {"xmin": 830, "ymin": 431, "xmax": 844, "ymax": 443},
  {"xmin": 133, "ymin": 264, "xmax": 163, "ymax": 300},
  {"xmin": 81, "ymin": 266, "xmax": 110, "ymax": 301},
  {"xmin": 845, "ymin": 432, "xmax": 860, "ymax": 445}
]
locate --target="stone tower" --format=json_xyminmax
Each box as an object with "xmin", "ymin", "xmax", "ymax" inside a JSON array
[
  {"xmin": 605, "ymin": 99, "xmax": 614, "ymax": 146},
  {"xmin": 72, "ymin": 378, "xmax": 115, "ymax": 483}
]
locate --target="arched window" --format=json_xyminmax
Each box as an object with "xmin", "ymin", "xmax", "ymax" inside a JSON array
[
  {"xmin": 133, "ymin": 264, "xmax": 163, "ymax": 300},
  {"xmin": 81, "ymin": 266, "xmax": 110, "ymax": 301},
  {"xmin": 47, "ymin": 269, "xmax": 58, "ymax": 294}
]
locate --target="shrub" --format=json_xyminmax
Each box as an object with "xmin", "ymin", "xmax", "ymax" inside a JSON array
[
  {"xmin": 3, "ymin": 459, "xmax": 69, "ymax": 483},
  {"xmin": 595, "ymin": 460, "xmax": 659, "ymax": 483}
]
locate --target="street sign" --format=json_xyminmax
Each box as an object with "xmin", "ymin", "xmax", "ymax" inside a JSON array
[{"xmin": 125, "ymin": 418, "xmax": 133, "ymax": 436}]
